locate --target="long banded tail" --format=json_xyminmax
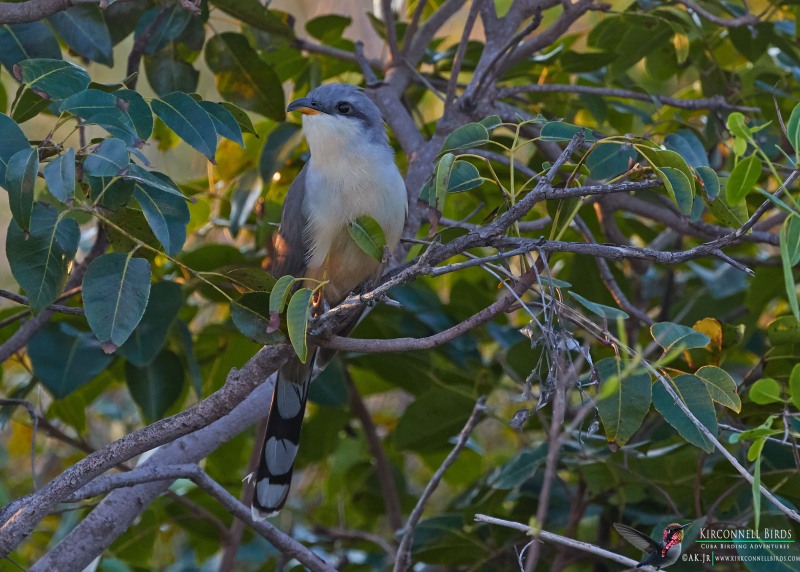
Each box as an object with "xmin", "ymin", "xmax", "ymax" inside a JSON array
[{"xmin": 252, "ymin": 356, "xmax": 313, "ymax": 519}]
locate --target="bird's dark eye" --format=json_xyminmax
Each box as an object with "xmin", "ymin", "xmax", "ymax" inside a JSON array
[{"xmin": 337, "ymin": 102, "xmax": 351, "ymax": 114}]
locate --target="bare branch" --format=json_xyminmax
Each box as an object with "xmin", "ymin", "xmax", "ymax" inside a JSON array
[
  {"xmin": 0, "ymin": 344, "xmax": 293, "ymax": 558},
  {"xmin": 319, "ymin": 266, "xmax": 539, "ymax": 353},
  {"xmin": 672, "ymin": 0, "xmax": 760, "ymax": 27},
  {"xmin": 474, "ymin": 514, "xmax": 657, "ymax": 570},
  {"xmin": 381, "ymin": 0, "xmax": 401, "ymax": 66},
  {"xmin": 0, "ymin": 289, "xmax": 84, "ymax": 316},
  {"xmin": 347, "ymin": 373, "xmax": 404, "ymax": 531},
  {"xmin": 0, "ymin": 0, "xmax": 101, "ymax": 24},
  {"xmin": 63, "ymin": 464, "xmax": 335, "ymax": 572},
  {"xmin": 394, "ymin": 397, "xmax": 487, "ymax": 572},
  {"xmin": 498, "ymin": 83, "xmax": 760, "ymax": 112}
]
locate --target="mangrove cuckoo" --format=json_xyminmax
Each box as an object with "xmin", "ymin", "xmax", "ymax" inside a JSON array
[{"xmin": 252, "ymin": 83, "xmax": 407, "ymax": 518}]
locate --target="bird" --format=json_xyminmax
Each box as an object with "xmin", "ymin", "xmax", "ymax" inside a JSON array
[
  {"xmin": 614, "ymin": 522, "xmax": 690, "ymax": 569},
  {"xmin": 251, "ymin": 83, "xmax": 407, "ymax": 519}
]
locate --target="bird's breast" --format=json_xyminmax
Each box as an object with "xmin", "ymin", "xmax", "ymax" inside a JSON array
[{"xmin": 302, "ymin": 152, "xmax": 407, "ymax": 302}]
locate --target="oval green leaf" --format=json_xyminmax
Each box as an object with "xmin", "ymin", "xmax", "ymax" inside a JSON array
[
  {"xmin": 6, "ymin": 202, "xmax": 80, "ymax": 314},
  {"xmin": 695, "ymin": 365, "xmax": 741, "ymax": 412},
  {"xmin": 287, "ymin": 287, "xmax": 313, "ymax": 363},
  {"xmin": 83, "ymin": 253, "xmax": 152, "ymax": 347},
  {"xmin": 83, "ymin": 138, "xmax": 129, "ymax": 177},
  {"xmin": 43, "ymin": 148, "xmax": 75, "ymax": 203},
  {"xmin": 441, "ymin": 122, "xmax": 489, "ymax": 153},
  {"xmin": 726, "ymin": 154, "xmax": 762, "ymax": 205},
  {"xmin": 5, "ymin": 147, "xmax": 38, "ymax": 230},
  {"xmin": 595, "ymin": 357, "xmax": 651, "ymax": 446},
  {"xmin": 151, "ymin": 92, "xmax": 218, "ymax": 162},
  {"xmin": 347, "ymin": 215, "xmax": 387, "ymax": 262},
  {"xmin": 653, "ymin": 374, "xmax": 717, "ymax": 453},
  {"xmin": 749, "ymin": 378, "xmax": 783, "ymax": 405}
]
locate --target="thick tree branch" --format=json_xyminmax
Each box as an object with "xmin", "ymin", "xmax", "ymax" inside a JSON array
[
  {"xmin": 0, "ymin": 344, "xmax": 293, "ymax": 558},
  {"xmin": 59, "ymin": 464, "xmax": 335, "ymax": 572},
  {"xmin": 0, "ymin": 0, "xmax": 102, "ymax": 24}
]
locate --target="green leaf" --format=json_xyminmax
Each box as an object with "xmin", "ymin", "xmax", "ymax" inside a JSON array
[
  {"xmin": 488, "ymin": 445, "xmax": 547, "ymax": 489},
  {"xmin": 749, "ymin": 378, "xmax": 783, "ymax": 405},
  {"xmin": 695, "ymin": 365, "xmax": 741, "ymax": 412},
  {"xmin": 636, "ymin": 146, "xmax": 696, "ymax": 189},
  {"xmin": 766, "ymin": 315, "xmax": 800, "ymax": 345},
  {"xmin": 10, "ymin": 85, "xmax": 50, "ymax": 123},
  {"xmin": 122, "ymin": 164, "xmax": 187, "ymax": 199},
  {"xmin": 83, "ymin": 253, "xmax": 152, "ymax": 347},
  {"xmin": 726, "ymin": 112, "xmax": 750, "ymax": 140},
  {"xmin": 5, "ymin": 147, "xmax": 38, "ymax": 231},
  {"xmin": 17, "ymin": 59, "xmax": 90, "ymax": 100},
  {"xmin": 790, "ymin": 364, "xmax": 800, "ymax": 411},
  {"xmin": 0, "ymin": 113, "xmax": 31, "ymax": 186},
  {"xmin": 585, "ymin": 143, "xmax": 636, "ymax": 179},
  {"xmin": 540, "ymin": 121, "xmax": 597, "ymax": 142},
  {"xmin": 259, "ymin": 122, "xmax": 302, "ymax": 183},
  {"xmin": 479, "ymin": 115, "xmax": 502, "ymax": 130},
  {"xmin": 595, "ymin": 357, "xmax": 651, "ymax": 446},
  {"xmin": 83, "ymin": 138, "xmax": 129, "ymax": 177},
  {"xmin": 706, "ymin": 190, "xmax": 748, "ymax": 228},
  {"xmin": 664, "ymin": 130, "xmax": 708, "ymax": 168},
  {"xmin": 134, "ymin": 6, "xmax": 191, "ymax": 55},
  {"xmin": 660, "ymin": 166, "xmax": 694, "ymax": 215},
  {"xmin": 752, "ymin": 445, "xmax": 762, "ymax": 532},
  {"xmin": 0, "ymin": 23, "xmax": 61, "ymax": 73},
  {"xmin": 695, "ymin": 165, "xmax": 719, "ymax": 199},
  {"xmin": 29, "ymin": 323, "xmax": 113, "ymax": 399},
  {"xmin": 781, "ymin": 215, "xmax": 800, "ymax": 266},
  {"xmin": 6, "ymin": 203, "xmax": 80, "ymax": 313},
  {"xmin": 59, "ymin": 89, "xmax": 141, "ymax": 145},
  {"xmin": 144, "ymin": 50, "xmax": 199, "ymax": 97},
  {"xmin": 569, "ymin": 291, "xmax": 629, "ymax": 320},
  {"xmin": 347, "ymin": 216, "xmax": 387, "ymax": 262},
  {"xmin": 447, "ymin": 161, "xmax": 483, "ymax": 193},
  {"xmin": 116, "ymin": 89, "xmax": 153, "ymax": 141},
  {"xmin": 787, "ymin": 103, "xmax": 800, "ymax": 154},
  {"xmin": 269, "ymin": 275, "xmax": 295, "ymax": 314},
  {"xmin": 220, "ymin": 102, "xmax": 256, "ymax": 135},
  {"xmin": 117, "ymin": 281, "xmax": 183, "ymax": 367},
  {"xmin": 306, "ymin": 14, "xmax": 351, "ymax": 41},
  {"xmin": 48, "ymin": 5, "xmax": 113, "ymax": 66},
  {"xmin": 224, "ymin": 268, "xmax": 276, "ymax": 293},
  {"xmin": 126, "ymin": 350, "xmax": 184, "ymax": 422},
  {"xmin": 88, "ymin": 175, "xmax": 133, "ymax": 210},
  {"xmin": 132, "ymin": 173, "xmax": 190, "ymax": 256},
  {"xmin": 287, "ymin": 288, "xmax": 313, "ymax": 362},
  {"xmin": 781, "ymin": 226, "xmax": 800, "ymax": 321},
  {"xmin": 43, "ymin": 148, "xmax": 75, "ymax": 203},
  {"xmin": 204, "ymin": 32, "xmax": 286, "ymax": 121},
  {"xmin": 394, "ymin": 388, "xmax": 476, "ymax": 452},
  {"xmin": 151, "ymin": 92, "xmax": 218, "ymax": 162},
  {"xmin": 208, "ymin": 0, "xmax": 294, "ymax": 38},
  {"xmin": 651, "ymin": 321, "xmax": 711, "ymax": 353},
  {"xmin": 199, "ymin": 100, "xmax": 244, "ymax": 146},
  {"xmin": 652, "ymin": 374, "xmax": 717, "ymax": 452},
  {"xmin": 441, "ymin": 122, "xmax": 489, "ymax": 153},
  {"xmin": 432, "ymin": 152, "xmax": 455, "ymax": 211},
  {"xmin": 231, "ymin": 291, "xmax": 286, "ymax": 345},
  {"xmin": 726, "ymin": 154, "xmax": 762, "ymax": 204}
]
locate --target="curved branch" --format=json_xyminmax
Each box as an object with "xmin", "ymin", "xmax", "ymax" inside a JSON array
[
  {"xmin": 0, "ymin": 0, "xmax": 100, "ymax": 24},
  {"xmin": 0, "ymin": 344, "xmax": 293, "ymax": 558}
]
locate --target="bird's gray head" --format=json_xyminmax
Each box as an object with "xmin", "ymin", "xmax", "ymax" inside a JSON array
[{"xmin": 286, "ymin": 83, "xmax": 389, "ymax": 160}]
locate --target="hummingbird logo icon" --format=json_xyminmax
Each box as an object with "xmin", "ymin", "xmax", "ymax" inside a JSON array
[{"xmin": 614, "ymin": 522, "xmax": 691, "ymax": 569}]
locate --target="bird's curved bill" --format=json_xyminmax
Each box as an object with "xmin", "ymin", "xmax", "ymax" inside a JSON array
[
  {"xmin": 287, "ymin": 97, "xmax": 320, "ymax": 115},
  {"xmin": 677, "ymin": 524, "xmax": 690, "ymax": 529}
]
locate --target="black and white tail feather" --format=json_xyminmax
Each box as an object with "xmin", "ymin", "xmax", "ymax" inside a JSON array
[{"xmin": 251, "ymin": 354, "xmax": 315, "ymax": 519}]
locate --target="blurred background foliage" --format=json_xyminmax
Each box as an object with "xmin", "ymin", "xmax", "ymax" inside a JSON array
[{"xmin": 1, "ymin": 0, "xmax": 800, "ymax": 571}]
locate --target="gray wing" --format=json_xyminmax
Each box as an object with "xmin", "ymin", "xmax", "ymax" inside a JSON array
[
  {"xmin": 614, "ymin": 523, "xmax": 660, "ymax": 553},
  {"xmin": 269, "ymin": 165, "xmax": 309, "ymax": 279}
]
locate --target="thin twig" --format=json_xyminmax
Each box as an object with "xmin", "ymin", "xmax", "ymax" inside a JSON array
[
  {"xmin": 499, "ymin": 83, "xmax": 759, "ymax": 112},
  {"xmin": 474, "ymin": 514, "xmax": 657, "ymax": 570},
  {"xmin": 394, "ymin": 397, "xmax": 487, "ymax": 572},
  {"xmin": 346, "ymin": 372, "xmax": 404, "ymax": 532},
  {"xmin": 0, "ymin": 289, "xmax": 84, "ymax": 316}
]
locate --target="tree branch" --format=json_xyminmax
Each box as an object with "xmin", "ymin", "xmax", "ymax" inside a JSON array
[
  {"xmin": 0, "ymin": 289, "xmax": 84, "ymax": 316},
  {"xmin": 394, "ymin": 397, "xmax": 487, "ymax": 572},
  {"xmin": 474, "ymin": 514, "xmax": 657, "ymax": 570},
  {"xmin": 498, "ymin": 83, "xmax": 760, "ymax": 112},
  {"xmin": 0, "ymin": 344, "xmax": 293, "ymax": 558},
  {"xmin": 59, "ymin": 464, "xmax": 335, "ymax": 572}
]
